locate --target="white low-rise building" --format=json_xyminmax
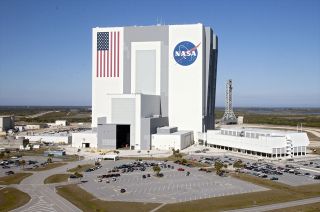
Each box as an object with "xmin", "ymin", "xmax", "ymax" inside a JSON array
[
  {"xmin": 72, "ymin": 131, "xmax": 97, "ymax": 148},
  {"xmin": 151, "ymin": 126, "xmax": 193, "ymax": 151},
  {"xmin": 205, "ymin": 127, "xmax": 310, "ymax": 158},
  {"xmin": 19, "ymin": 134, "xmax": 71, "ymax": 144}
]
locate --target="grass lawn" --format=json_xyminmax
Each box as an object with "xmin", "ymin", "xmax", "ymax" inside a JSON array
[
  {"xmin": 0, "ymin": 173, "xmax": 32, "ymax": 185},
  {"xmin": 44, "ymin": 174, "xmax": 71, "ymax": 184},
  {"xmin": 0, "ymin": 187, "xmax": 31, "ymax": 211},
  {"xmin": 29, "ymin": 162, "xmax": 67, "ymax": 171},
  {"xmin": 270, "ymin": 202, "xmax": 320, "ymax": 212},
  {"xmin": 56, "ymin": 184, "xmax": 160, "ymax": 212},
  {"xmin": 156, "ymin": 173, "xmax": 320, "ymax": 212},
  {"xmin": 67, "ymin": 164, "xmax": 95, "ymax": 173}
]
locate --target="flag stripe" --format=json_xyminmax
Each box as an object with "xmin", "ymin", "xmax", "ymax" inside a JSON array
[
  {"xmin": 113, "ymin": 32, "xmax": 116, "ymax": 77},
  {"xmin": 107, "ymin": 50, "xmax": 109, "ymax": 77},
  {"xmin": 110, "ymin": 32, "xmax": 113, "ymax": 77},
  {"xmin": 117, "ymin": 31, "xmax": 120, "ymax": 77},
  {"xmin": 103, "ymin": 51, "xmax": 105, "ymax": 77},
  {"xmin": 96, "ymin": 51, "xmax": 98, "ymax": 77}
]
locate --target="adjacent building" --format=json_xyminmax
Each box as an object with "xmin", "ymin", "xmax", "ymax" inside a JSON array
[{"xmin": 205, "ymin": 127, "xmax": 310, "ymax": 158}]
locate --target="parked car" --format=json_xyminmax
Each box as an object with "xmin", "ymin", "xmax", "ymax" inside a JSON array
[
  {"xmin": 177, "ymin": 168, "xmax": 185, "ymax": 171},
  {"xmin": 142, "ymin": 175, "xmax": 146, "ymax": 179},
  {"xmin": 120, "ymin": 188, "xmax": 126, "ymax": 193},
  {"xmin": 5, "ymin": 171, "xmax": 14, "ymax": 175},
  {"xmin": 314, "ymin": 175, "xmax": 320, "ymax": 180},
  {"xmin": 270, "ymin": 177, "xmax": 278, "ymax": 180}
]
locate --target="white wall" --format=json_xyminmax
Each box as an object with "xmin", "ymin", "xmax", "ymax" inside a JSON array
[
  {"xmin": 92, "ymin": 27, "xmax": 124, "ymax": 127},
  {"xmin": 151, "ymin": 132, "xmax": 193, "ymax": 150},
  {"xmin": 72, "ymin": 132, "xmax": 97, "ymax": 148},
  {"xmin": 168, "ymin": 24, "xmax": 204, "ymax": 138}
]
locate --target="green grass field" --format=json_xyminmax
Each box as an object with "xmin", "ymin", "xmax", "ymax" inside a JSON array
[
  {"xmin": 0, "ymin": 173, "xmax": 33, "ymax": 185},
  {"xmin": 44, "ymin": 174, "xmax": 70, "ymax": 184},
  {"xmin": 0, "ymin": 187, "xmax": 31, "ymax": 212}
]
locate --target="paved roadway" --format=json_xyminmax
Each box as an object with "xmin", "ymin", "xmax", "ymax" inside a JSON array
[
  {"xmin": 11, "ymin": 160, "xmax": 91, "ymax": 212},
  {"xmin": 226, "ymin": 196, "xmax": 320, "ymax": 212}
]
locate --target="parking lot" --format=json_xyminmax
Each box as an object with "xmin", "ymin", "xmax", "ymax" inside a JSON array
[
  {"xmin": 79, "ymin": 159, "xmax": 267, "ymax": 203},
  {"xmin": 186, "ymin": 154, "xmax": 320, "ymax": 186},
  {"xmin": 0, "ymin": 155, "xmax": 63, "ymax": 177}
]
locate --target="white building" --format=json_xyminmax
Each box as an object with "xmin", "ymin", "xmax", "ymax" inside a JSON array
[
  {"xmin": 47, "ymin": 120, "xmax": 68, "ymax": 127},
  {"xmin": 205, "ymin": 128, "xmax": 310, "ymax": 158},
  {"xmin": 76, "ymin": 23, "xmax": 217, "ymax": 150},
  {"xmin": 72, "ymin": 131, "xmax": 97, "ymax": 148},
  {"xmin": 25, "ymin": 124, "xmax": 47, "ymax": 130},
  {"xmin": 19, "ymin": 134, "xmax": 71, "ymax": 144},
  {"xmin": 152, "ymin": 126, "xmax": 194, "ymax": 151}
]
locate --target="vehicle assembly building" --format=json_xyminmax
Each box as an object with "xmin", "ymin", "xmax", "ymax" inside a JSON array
[{"xmin": 72, "ymin": 23, "xmax": 218, "ymax": 150}]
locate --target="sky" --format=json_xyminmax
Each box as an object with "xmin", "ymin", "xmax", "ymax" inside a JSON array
[{"xmin": 0, "ymin": 0, "xmax": 319, "ymax": 107}]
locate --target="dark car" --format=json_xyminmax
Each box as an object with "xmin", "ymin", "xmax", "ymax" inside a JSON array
[
  {"xmin": 5, "ymin": 171, "xmax": 14, "ymax": 175},
  {"xmin": 142, "ymin": 175, "xmax": 146, "ymax": 179},
  {"xmin": 314, "ymin": 175, "xmax": 320, "ymax": 180},
  {"xmin": 69, "ymin": 174, "xmax": 77, "ymax": 179},
  {"xmin": 270, "ymin": 177, "xmax": 278, "ymax": 180},
  {"xmin": 177, "ymin": 168, "xmax": 185, "ymax": 171},
  {"xmin": 147, "ymin": 174, "xmax": 151, "ymax": 177},
  {"xmin": 120, "ymin": 188, "xmax": 126, "ymax": 193}
]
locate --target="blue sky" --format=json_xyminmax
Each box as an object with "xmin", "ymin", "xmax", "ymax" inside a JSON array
[{"xmin": 0, "ymin": 0, "xmax": 319, "ymax": 107}]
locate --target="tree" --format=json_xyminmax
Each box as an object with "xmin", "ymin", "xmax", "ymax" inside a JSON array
[
  {"xmin": 214, "ymin": 161, "xmax": 224, "ymax": 175},
  {"xmin": 233, "ymin": 160, "xmax": 244, "ymax": 173},
  {"xmin": 152, "ymin": 165, "xmax": 161, "ymax": 176},
  {"xmin": 47, "ymin": 153, "xmax": 54, "ymax": 163},
  {"xmin": 181, "ymin": 158, "xmax": 188, "ymax": 165},
  {"xmin": 74, "ymin": 172, "xmax": 83, "ymax": 181}
]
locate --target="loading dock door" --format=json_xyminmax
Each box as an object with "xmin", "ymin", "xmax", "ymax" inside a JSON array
[{"xmin": 116, "ymin": 125, "xmax": 130, "ymax": 149}]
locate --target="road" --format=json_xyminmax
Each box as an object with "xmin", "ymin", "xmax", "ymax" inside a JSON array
[
  {"xmin": 12, "ymin": 160, "xmax": 90, "ymax": 212},
  {"xmin": 226, "ymin": 196, "xmax": 320, "ymax": 212}
]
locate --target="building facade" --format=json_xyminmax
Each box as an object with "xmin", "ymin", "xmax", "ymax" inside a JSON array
[
  {"xmin": 73, "ymin": 23, "xmax": 218, "ymax": 150},
  {"xmin": 206, "ymin": 128, "xmax": 310, "ymax": 158}
]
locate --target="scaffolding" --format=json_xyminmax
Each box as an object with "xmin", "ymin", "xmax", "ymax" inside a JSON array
[{"xmin": 221, "ymin": 79, "xmax": 237, "ymax": 125}]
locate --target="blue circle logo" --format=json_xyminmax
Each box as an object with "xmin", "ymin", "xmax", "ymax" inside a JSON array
[{"xmin": 173, "ymin": 41, "xmax": 199, "ymax": 66}]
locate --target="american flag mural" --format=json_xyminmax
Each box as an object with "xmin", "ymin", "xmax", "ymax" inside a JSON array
[{"xmin": 96, "ymin": 31, "xmax": 120, "ymax": 78}]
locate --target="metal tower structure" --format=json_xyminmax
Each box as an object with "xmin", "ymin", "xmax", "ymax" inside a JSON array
[{"xmin": 221, "ymin": 79, "xmax": 237, "ymax": 125}]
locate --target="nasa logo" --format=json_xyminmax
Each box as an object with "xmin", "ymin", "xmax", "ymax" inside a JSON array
[{"xmin": 173, "ymin": 41, "xmax": 200, "ymax": 66}]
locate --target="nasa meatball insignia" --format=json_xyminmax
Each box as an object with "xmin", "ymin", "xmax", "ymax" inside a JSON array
[{"xmin": 173, "ymin": 41, "xmax": 201, "ymax": 66}]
